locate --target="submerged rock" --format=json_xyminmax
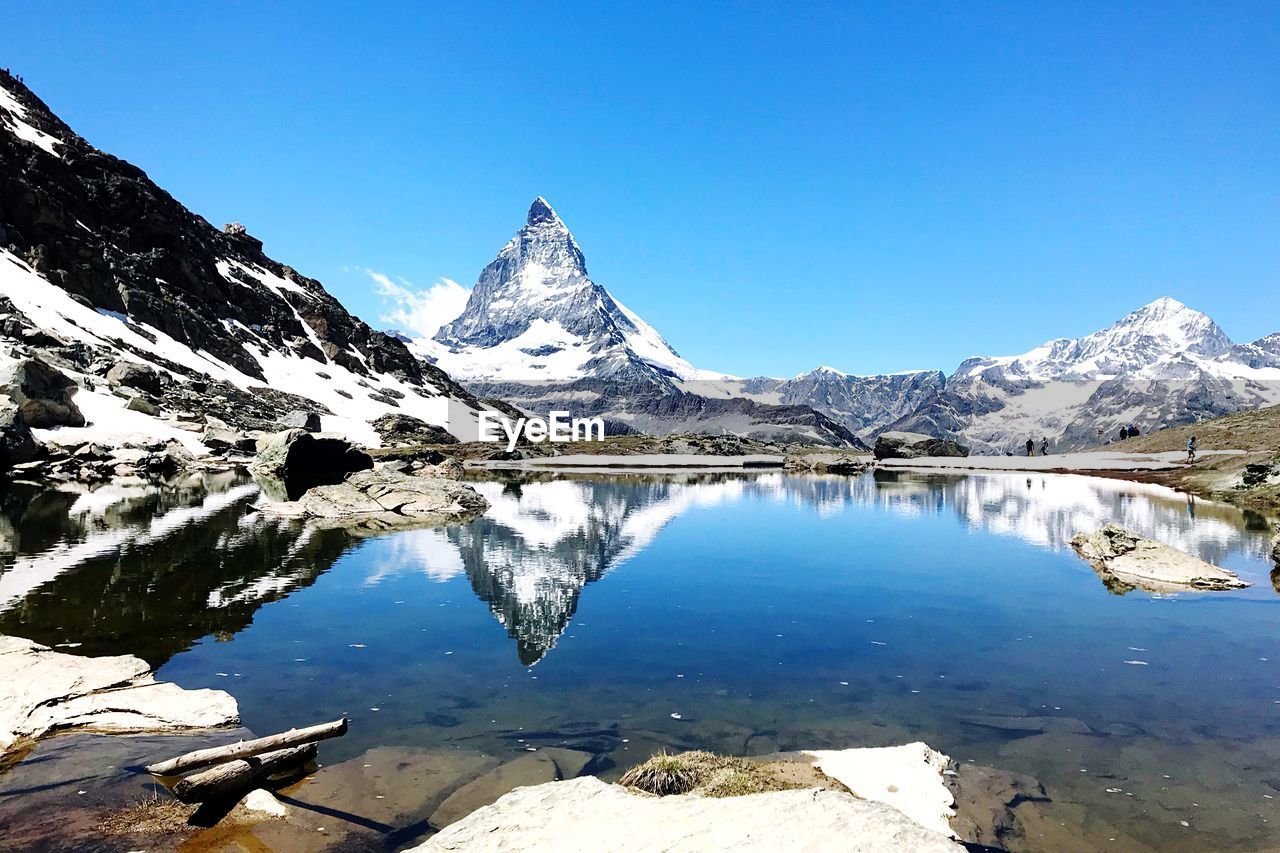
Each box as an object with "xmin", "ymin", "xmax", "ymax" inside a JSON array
[
  {"xmin": 262, "ymin": 467, "xmax": 488, "ymax": 529},
  {"xmin": 0, "ymin": 356, "xmax": 84, "ymax": 428},
  {"xmin": 410, "ymin": 775, "xmax": 961, "ymax": 852},
  {"xmin": 251, "ymin": 428, "xmax": 374, "ymax": 500},
  {"xmin": 0, "ymin": 635, "xmax": 238, "ymax": 756},
  {"xmin": 874, "ymin": 431, "xmax": 969, "ymax": 461},
  {"xmin": 1070, "ymin": 524, "xmax": 1249, "ymax": 592}
]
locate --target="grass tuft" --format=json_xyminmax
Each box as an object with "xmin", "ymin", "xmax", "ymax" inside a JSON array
[{"xmin": 619, "ymin": 750, "xmax": 799, "ymax": 798}]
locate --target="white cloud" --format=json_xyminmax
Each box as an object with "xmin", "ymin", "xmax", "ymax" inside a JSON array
[{"xmin": 366, "ymin": 268, "xmax": 470, "ymax": 341}]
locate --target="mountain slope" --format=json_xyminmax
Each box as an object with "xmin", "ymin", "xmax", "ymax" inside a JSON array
[{"xmin": 0, "ymin": 69, "xmax": 489, "ymax": 449}]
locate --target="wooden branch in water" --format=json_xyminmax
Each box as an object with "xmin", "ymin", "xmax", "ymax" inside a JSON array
[
  {"xmin": 173, "ymin": 743, "xmax": 318, "ymax": 803},
  {"xmin": 146, "ymin": 717, "xmax": 347, "ymax": 776}
]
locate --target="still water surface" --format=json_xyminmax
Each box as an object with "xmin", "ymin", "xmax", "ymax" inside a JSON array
[{"xmin": 2, "ymin": 468, "xmax": 1279, "ymax": 850}]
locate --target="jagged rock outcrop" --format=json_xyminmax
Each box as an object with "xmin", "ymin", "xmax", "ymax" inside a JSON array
[
  {"xmin": 1070, "ymin": 524, "xmax": 1249, "ymax": 592},
  {"xmin": 874, "ymin": 431, "xmax": 969, "ymax": 460}
]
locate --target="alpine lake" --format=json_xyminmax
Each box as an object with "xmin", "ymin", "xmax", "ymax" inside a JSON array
[{"xmin": 2, "ymin": 466, "xmax": 1279, "ymax": 851}]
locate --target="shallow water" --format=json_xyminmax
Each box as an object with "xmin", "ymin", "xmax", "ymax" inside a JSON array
[{"xmin": 2, "ymin": 468, "xmax": 1280, "ymax": 850}]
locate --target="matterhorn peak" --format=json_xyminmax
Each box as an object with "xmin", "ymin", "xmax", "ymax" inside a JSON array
[{"xmin": 527, "ymin": 196, "xmax": 563, "ymax": 227}]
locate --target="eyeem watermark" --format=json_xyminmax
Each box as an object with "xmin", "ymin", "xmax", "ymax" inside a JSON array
[{"xmin": 477, "ymin": 410, "xmax": 604, "ymax": 451}]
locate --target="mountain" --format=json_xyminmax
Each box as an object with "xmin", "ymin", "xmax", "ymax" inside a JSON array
[
  {"xmin": 718, "ymin": 367, "xmax": 947, "ymax": 443},
  {"xmin": 415, "ymin": 199, "xmax": 866, "ymax": 447},
  {"xmin": 888, "ymin": 298, "xmax": 1280, "ymax": 452},
  {"xmin": 0, "ymin": 70, "xmax": 491, "ymax": 451}
]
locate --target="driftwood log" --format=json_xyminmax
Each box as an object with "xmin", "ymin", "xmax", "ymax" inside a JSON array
[
  {"xmin": 173, "ymin": 743, "xmax": 318, "ymax": 803},
  {"xmin": 147, "ymin": 718, "xmax": 347, "ymax": 776}
]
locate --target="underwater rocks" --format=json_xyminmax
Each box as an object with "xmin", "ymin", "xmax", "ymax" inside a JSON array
[
  {"xmin": 0, "ymin": 635, "xmax": 238, "ymax": 756},
  {"xmin": 1070, "ymin": 524, "xmax": 1249, "ymax": 592},
  {"xmin": 873, "ymin": 431, "xmax": 969, "ymax": 461},
  {"xmin": 260, "ymin": 466, "xmax": 488, "ymax": 529}
]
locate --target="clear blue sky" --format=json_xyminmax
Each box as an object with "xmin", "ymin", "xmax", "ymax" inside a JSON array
[{"xmin": 5, "ymin": 2, "xmax": 1277, "ymax": 376}]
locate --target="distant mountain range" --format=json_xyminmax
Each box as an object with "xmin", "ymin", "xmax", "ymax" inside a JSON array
[{"xmin": 410, "ymin": 199, "xmax": 1280, "ymax": 451}]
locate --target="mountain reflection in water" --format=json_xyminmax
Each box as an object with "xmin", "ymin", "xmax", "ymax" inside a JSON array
[{"xmin": 0, "ymin": 469, "xmax": 1273, "ymax": 669}]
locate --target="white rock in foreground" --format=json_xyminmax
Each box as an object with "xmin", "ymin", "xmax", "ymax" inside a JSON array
[
  {"xmin": 1070, "ymin": 524, "xmax": 1249, "ymax": 592},
  {"xmin": 410, "ymin": 775, "xmax": 960, "ymax": 852},
  {"xmin": 261, "ymin": 467, "xmax": 488, "ymax": 528},
  {"xmin": 805, "ymin": 742, "xmax": 956, "ymax": 838},
  {"xmin": 0, "ymin": 635, "xmax": 239, "ymax": 754}
]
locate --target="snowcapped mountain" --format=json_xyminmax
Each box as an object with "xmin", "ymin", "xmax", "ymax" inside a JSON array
[
  {"xmin": 0, "ymin": 70, "xmax": 491, "ymax": 451},
  {"xmin": 425, "ymin": 197, "xmax": 726, "ymax": 383},
  {"xmin": 888, "ymin": 298, "xmax": 1280, "ymax": 452},
  {"xmin": 413, "ymin": 198, "xmax": 864, "ymax": 447},
  {"xmin": 951, "ymin": 297, "xmax": 1236, "ymax": 382}
]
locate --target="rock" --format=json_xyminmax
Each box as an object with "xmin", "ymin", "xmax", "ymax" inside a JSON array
[
  {"xmin": 1242, "ymin": 462, "xmax": 1276, "ymax": 488},
  {"xmin": 0, "ymin": 357, "xmax": 84, "ymax": 428},
  {"xmin": 0, "ymin": 635, "xmax": 238, "ymax": 755},
  {"xmin": 372, "ymin": 413, "xmax": 459, "ymax": 446},
  {"xmin": 784, "ymin": 452, "xmax": 869, "ymax": 474},
  {"xmin": 423, "ymin": 458, "xmax": 465, "ymax": 480},
  {"xmin": 239, "ymin": 788, "xmax": 289, "ymax": 818},
  {"xmin": 804, "ymin": 743, "xmax": 956, "ymax": 839},
  {"xmin": 278, "ymin": 410, "xmax": 323, "ymax": 432},
  {"xmin": 1271, "ymin": 525, "xmax": 1280, "ymax": 569},
  {"xmin": 873, "ymin": 431, "xmax": 969, "ymax": 460},
  {"xmin": 409, "ymin": 776, "xmax": 961, "ymax": 852},
  {"xmin": 0, "ymin": 396, "xmax": 41, "ymax": 468},
  {"xmin": 202, "ymin": 425, "xmax": 257, "ymax": 454},
  {"xmin": 1070, "ymin": 524, "xmax": 1249, "ymax": 592},
  {"xmin": 430, "ymin": 748, "xmax": 594, "ymax": 828},
  {"xmin": 263, "ymin": 467, "xmax": 488, "ymax": 529},
  {"xmin": 125, "ymin": 395, "xmax": 160, "ymax": 416},
  {"xmin": 945, "ymin": 763, "xmax": 1049, "ymax": 850},
  {"xmin": 251, "ymin": 428, "xmax": 374, "ymax": 500},
  {"xmin": 105, "ymin": 361, "xmax": 161, "ymax": 394}
]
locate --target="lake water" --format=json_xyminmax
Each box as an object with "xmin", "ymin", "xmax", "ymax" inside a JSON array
[{"xmin": 2, "ymin": 468, "xmax": 1279, "ymax": 850}]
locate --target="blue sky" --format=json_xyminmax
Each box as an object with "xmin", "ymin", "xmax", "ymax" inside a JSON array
[{"xmin": 5, "ymin": 2, "xmax": 1277, "ymax": 376}]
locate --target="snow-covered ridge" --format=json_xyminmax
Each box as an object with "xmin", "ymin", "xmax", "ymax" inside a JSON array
[{"xmin": 0, "ymin": 80, "xmax": 62, "ymax": 157}]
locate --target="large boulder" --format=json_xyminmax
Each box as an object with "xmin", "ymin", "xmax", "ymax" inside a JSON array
[
  {"xmin": 251, "ymin": 428, "xmax": 374, "ymax": 500},
  {"xmin": 1271, "ymin": 525, "xmax": 1279, "ymax": 569},
  {"xmin": 0, "ymin": 357, "xmax": 84, "ymax": 428},
  {"xmin": 277, "ymin": 467, "xmax": 488, "ymax": 529},
  {"xmin": 1070, "ymin": 524, "xmax": 1249, "ymax": 593},
  {"xmin": 0, "ymin": 396, "xmax": 41, "ymax": 468},
  {"xmin": 105, "ymin": 361, "xmax": 162, "ymax": 394},
  {"xmin": 372, "ymin": 413, "xmax": 458, "ymax": 446},
  {"xmin": 874, "ymin": 431, "xmax": 969, "ymax": 460}
]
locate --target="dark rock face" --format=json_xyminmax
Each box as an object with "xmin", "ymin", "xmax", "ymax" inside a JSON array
[
  {"xmin": 0, "ymin": 397, "xmax": 41, "ymax": 467},
  {"xmin": 252, "ymin": 429, "xmax": 374, "ymax": 500},
  {"xmin": 0, "ymin": 68, "xmax": 449, "ymax": 417},
  {"xmin": 873, "ymin": 430, "xmax": 969, "ymax": 460},
  {"xmin": 105, "ymin": 361, "xmax": 161, "ymax": 394},
  {"xmin": 372, "ymin": 413, "xmax": 459, "ymax": 446},
  {"xmin": 279, "ymin": 411, "xmax": 323, "ymax": 433},
  {"xmin": 0, "ymin": 357, "xmax": 84, "ymax": 427}
]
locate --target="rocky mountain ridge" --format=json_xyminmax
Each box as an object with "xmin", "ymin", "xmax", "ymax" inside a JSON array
[{"xmin": 0, "ymin": 69, "xmax": 493, "ymax": 462}]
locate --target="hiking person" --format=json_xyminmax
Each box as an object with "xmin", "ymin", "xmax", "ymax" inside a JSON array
[
  {"xmin": 1187, "ymin": 436, "xmax": 1197, "ymax": 464},
  {"xmin": 1040, "ymin": 437, "xmax": 1048, "ymax": 456},
  {"xmin": 1025, "ymin": 438, "xmax": 1034, "ymax": 456}
]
